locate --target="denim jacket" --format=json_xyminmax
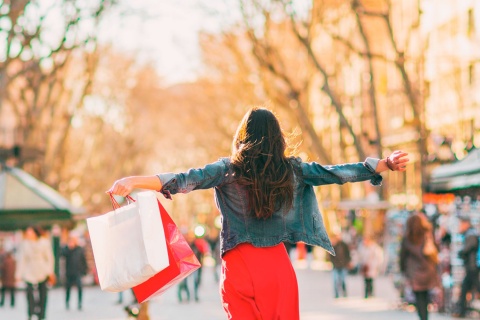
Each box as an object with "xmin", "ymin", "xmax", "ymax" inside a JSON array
[{"xmin": 158, "ymin": 157, "xmax": 382, "ymax": 256}]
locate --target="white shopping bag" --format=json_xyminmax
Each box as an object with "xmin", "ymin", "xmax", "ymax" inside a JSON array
[{"xmin": 86, "ymin": 191, "xmax": 169, "ymax": 292}]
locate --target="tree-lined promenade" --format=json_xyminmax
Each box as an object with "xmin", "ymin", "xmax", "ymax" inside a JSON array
[{"xmin": 1, "ymin": 1, "xmax": 478, "ymax": 218}]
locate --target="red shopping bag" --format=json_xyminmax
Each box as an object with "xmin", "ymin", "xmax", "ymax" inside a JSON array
[{"xmin": 132, "ymin": 199, "xmax": 201, "ymax": 303}]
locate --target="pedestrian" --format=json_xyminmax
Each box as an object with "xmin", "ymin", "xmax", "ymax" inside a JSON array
[
  {"xmin": 82, "ymin": 230, "xmax": 97, "ymax": 285},
  {"xmin": 328, "ymin": 233, "xmax": 351, "ymax": 298},
  {"xmin": 453, "ymin": 215, "xmax": 479, "ymax": 318},
  {"xmin": 116, "ymin": 291, "xmax": 124, "ymax": 304},
  {"xmin": 62, "ymin": 233, "xmax": 87, "ymax": 311},
  {"xmin": 206, "ymin": 229, "xmax": 221, "ymax": 282},
  {"xmin": 0, "ymin": 250, "xmax": 17, "ymax": 308},
  {"xmin": 177, "ymin": 231, "xmax": 205, "ymax": 302},
  {"xmin": 358, "ymin": 236, "xmax": 384, "ymax": 299},
  {"xmin": 108, "ymin": 107, "xmax": 409, "ymax": 319},
  {"xmin": 16, "ymin": 226, "xmax": 55, "ymax": 320},
  {"xmin": 400, "ymin": 213, "xmax": 439, "ymax": 320}
]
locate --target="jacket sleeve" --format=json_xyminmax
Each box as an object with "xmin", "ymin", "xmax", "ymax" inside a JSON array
[
  {"xmin": 299, "ymin": 157, "xmax": 383, "ymax": 186},
  {"xmin": 157, "ymin": 159, "xmax": 230, "ymax": 199}
]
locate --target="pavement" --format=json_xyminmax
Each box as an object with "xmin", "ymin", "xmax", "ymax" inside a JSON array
[{"xmin": 0, "ymin": 264, "xmax": 461, "ymax": 320}]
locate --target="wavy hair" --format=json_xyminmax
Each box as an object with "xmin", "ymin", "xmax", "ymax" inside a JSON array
[
  {"xmin": 405, "ymin": 214, "xmax": 428, "ymax": 245},
  {"xmin": 230, "ymin": 107, "xmax": 294, "ymax": 219}
]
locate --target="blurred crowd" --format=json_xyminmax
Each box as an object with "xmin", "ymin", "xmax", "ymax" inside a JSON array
[
  {"xmin": 0, "ymin": 226, "xmax": 91, "ymax": 320},
  {"xmin": 2, "ymin": 202, "xmax": 480, "ymax": 320}
]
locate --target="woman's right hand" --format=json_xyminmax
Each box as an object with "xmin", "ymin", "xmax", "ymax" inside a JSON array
[{"xmin": 107, "ymin": 177, "xmax": 137, "ymax": 197}]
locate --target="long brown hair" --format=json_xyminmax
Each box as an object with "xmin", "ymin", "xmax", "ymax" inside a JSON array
[
  {"xmin": 230, "ymin": 107, "xmax": 294, "ymax": 219},
  {"xmin": 405, "ymin": 214, "xmax": 428, "ymax": 245}
]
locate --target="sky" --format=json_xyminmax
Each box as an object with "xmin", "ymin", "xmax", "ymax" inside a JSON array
[{"xmin": 99, "ymin": 0, "xmax": 240, "ymax": 84}]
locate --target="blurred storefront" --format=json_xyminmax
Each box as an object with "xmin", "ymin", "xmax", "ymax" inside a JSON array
[
  {"xmin": 424, "ymin": 148, "xmax": 480, "ymax": 314},
  {"xmin": 0, "ymin": 164, "xmax": 84, "ymax": 281},
  {"xmin": 0, "ymin": 165, "xmax": 83, "ymax": 231}
]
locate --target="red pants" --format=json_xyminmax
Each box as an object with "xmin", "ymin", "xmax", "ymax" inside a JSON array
[{"xmin": 220, "ymin": 243, "xmax": 299, "ymax": 320}]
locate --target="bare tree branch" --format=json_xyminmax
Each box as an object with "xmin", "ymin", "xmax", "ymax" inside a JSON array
[
  {"xmin": 284, "ymin": 0, "xmax": 366, "ymax": 160},
  {"xmin": 351, "ymin": 0, "xmax": 383, "ymax": 156},
  {"xmin": 240, "ymin": 0, "xmax": 332, "ymax": 163}
]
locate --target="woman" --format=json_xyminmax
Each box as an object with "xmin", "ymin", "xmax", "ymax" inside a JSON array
[
  {"xmin": 16, "ymin": 226, "xmax": 55, "ymax": 320},
  {"xmin": 109, "ymin": 107, "xmax": 409, "ymax": 319},
  {"xmin": 358, "ymin": 236, "xmax": 384, "ymax": 298},
  {"xmin": 400, "ymin": 213, "xmax": 439, "ymax": 320}
]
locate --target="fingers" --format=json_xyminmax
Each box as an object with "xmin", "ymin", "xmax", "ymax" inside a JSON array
[
  {"xmin": 106, "ymin": 179, "xmax": 132, "ymax": 197},
  {"xmin": 389, "ymin": 150, "xmax": 409, "ymax": 171}
]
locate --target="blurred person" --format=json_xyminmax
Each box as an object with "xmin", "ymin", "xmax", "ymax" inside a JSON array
[
  {"xmin": 116, "ymin": 291, "xmax": 125, "ymax": 304},
  {"xmin": 453, "ymin": 216, "xmax": 479, "ymax": 318},
  {"xmin": 177, "ymin": 231, "xmax": 205, "ymax": 303},
  {"xmin": 61, "ymin": 233, "xmax": 87, "ymax": 310},
  {"xmin": 177, "ymin": 276, "xmax": 191, "ymax": 303},
  {"xmin": 206, "ymin": 229, "xmax": 221, "ymax": 282},
  {"xmin": 400, "ymin": 213, "xmax": 439, "ymax": 320},
  {"xmin": 82, "ymin": 230, "xmax": 97, "ymax": 285},
  {"xmin": 108, "ymin": 107, "xmax": 409, "ymax": 319},
  {"xmin": 305, "ymin": 244, "xmax": 315, "ymax": 268},
  {"xmin": 358, "ymin": 236, "xmax": 384, "ymax": 299},
  {"xmin": 282, "ymin": 241, "xmax": 294, "ymax": 260},
  {"xmin": 178, "ymin": 231, "xmax": 208, "ymax": 302},
  {"xmin": 328, "ymin": 233, "xmax": 351, "ymax": 298},
  {"xmin": 0, "ymin": 250, "xmax": 17, "ymax": 307},
  {"xmin": 16, "ymin": 226, "xmax": 55, "ymax": 320},
  {"xmin": 193, "ymin": 234, "xmax": 209, "ymax": 289}
]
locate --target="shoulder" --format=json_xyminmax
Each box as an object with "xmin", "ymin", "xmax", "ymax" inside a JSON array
[
  {"xmin": 288, "ymin": 157, "xmax": 303, "ymax": 167},
  {"xmin": 218, "ymin": 157, "xmax": 231, "ymax": 166},
  {"xmin": 287, "ymin": 157, "xmax": 303, "ymax": 174},
  {"xmin": 217, "ymin": 157, "xmax": 235, "ymax": 175}
]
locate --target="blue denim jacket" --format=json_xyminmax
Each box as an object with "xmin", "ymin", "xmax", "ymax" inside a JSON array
[{"xmin": 158, "ymin": 157, "xmax": 382, "ymax": 256}]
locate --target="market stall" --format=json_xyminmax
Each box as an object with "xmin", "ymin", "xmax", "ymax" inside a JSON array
[
  {"xmin": 427, "ymin": 148, "xmax": 480, "ymax": 315},
  {"xmin": 0, "ymin": 165, "xmax": 83, "ymax": 231},
  {"xmin": 0, "ymin": 164, "xmax": 84, "ymax": 282}
]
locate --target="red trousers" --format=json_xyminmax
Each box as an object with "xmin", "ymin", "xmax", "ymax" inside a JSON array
[{"xmin": 220, "ymin": 243, "xmax": 299, "ymax": 320}]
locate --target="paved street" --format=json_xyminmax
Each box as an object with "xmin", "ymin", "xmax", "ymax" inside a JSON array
[{"xmin": 0, "ymin": 264, "xmax": 459, "ymax": 320}]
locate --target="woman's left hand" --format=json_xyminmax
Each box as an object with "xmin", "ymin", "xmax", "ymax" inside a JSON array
[{"xmin": 386, "ymin": 150, "xmax": 409, "ymax": 171}]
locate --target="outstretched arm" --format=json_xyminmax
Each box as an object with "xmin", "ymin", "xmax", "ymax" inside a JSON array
[
  {"xmin": 107, "ymin": 159, "xmax": 230, "ymax": 198},
  {"xmin": 300, "ymin": 150, "xmax": 409, "ymax": 186}
]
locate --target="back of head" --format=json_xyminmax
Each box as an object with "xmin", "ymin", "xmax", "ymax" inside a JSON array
[
  {"xmin": 405, "ymin": 214, "xmax": 427, "ymax": 245},
  {"xmin": 231, "ymin": 107, "xmax": 294, "ymax": 219},
  {"xmin": 24, "ymin": 226, "xmax": 41, "ymax": 241},
  {"xmin": 68, "ymin": 234, "xmax": 79, "ymax": 248}
]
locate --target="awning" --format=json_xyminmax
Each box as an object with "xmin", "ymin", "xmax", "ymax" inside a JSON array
[
  {"xmin": 429, "ymin": 148, "xmax": 480, "ymax": 192},
  {"xmin": 0, "ymin": 165, "xmax": 84, "ymax": 230}
]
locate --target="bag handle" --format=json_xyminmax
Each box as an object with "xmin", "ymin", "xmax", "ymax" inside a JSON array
[{"xmin": 108, "ymin": 192, "xmax": 136, "ymax": 210}]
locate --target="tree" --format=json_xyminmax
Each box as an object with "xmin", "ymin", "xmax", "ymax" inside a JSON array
[
  {"xmin": 0, "ymin": 0, "xmax": 116, "ymax": 183},
  {"xmin": 235, "ymin": 0, "xmax": 428, "ymax": 198},
  {"xmin": 284, "ymin": 0, "xmax": 427, "ymax": 190}
]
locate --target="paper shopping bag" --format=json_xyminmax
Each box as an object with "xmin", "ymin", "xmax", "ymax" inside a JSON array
[
  {"xmin": 86, "ymin": 191, "xmax": 169, "ymax": 292},
  {"xmin": 132, "ymin": 199, "xmax": 201, "ymax": 303}
]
